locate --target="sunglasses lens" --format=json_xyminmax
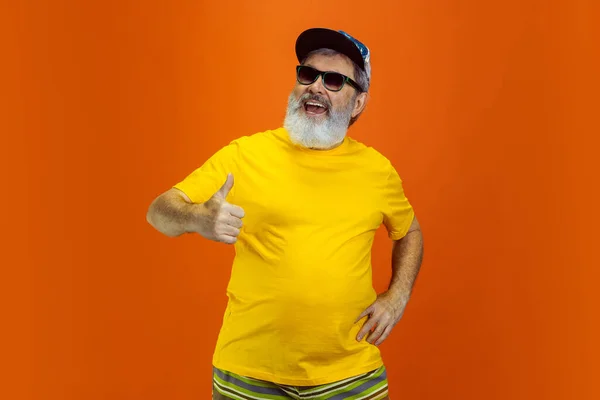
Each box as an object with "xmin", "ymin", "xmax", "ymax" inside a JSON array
[
  {"xmin": 324, "ymin": 73, "xmax": 345, "ymax": 91},
  {"xmin": 297, "ymin": 66, "xmax": 318, "ymax": 85}
]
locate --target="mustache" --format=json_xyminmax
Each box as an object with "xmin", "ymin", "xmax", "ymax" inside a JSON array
[{"xmin": 294, "ymin": 93, "xmax": 332, "ymax": 110}]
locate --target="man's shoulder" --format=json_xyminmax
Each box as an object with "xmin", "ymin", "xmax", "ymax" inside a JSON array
[
  {"xmin": 346, "ymin": 136, "xmax": 394, "ymax": 169},
  {"xmin": 225, "ymin": 127, "xmax": 283, "ymax": 148}
]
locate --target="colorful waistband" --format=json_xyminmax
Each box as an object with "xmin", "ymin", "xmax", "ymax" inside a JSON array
[{"xmin": 212, "ymin": 365, "xmax": 388, "ymax": 399}]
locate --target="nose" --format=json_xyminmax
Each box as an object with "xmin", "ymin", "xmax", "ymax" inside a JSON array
[{"xmin": 307, "ymin": 74, "xmax": 326, "ymax": 95}]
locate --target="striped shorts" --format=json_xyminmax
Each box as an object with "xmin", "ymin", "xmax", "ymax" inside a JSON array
[{"xmin": 212, "ymin": 365, "xmax": 389, "ymax": 400}]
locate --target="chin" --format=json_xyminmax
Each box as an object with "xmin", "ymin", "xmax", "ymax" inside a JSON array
[
  {"xmin": 284, "ymin": 113, "xmax": 345, "ymax": 149},
  {"xmin": 283, "ymin": 93, "xmax": 351, "ymax": 149}
]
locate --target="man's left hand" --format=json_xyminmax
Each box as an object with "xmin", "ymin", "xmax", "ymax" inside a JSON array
[{"xmin": 355, "ymin": 291, "xmax": 407, "ymax": 346}]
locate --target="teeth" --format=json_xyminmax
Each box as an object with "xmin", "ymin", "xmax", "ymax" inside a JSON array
[{"xmin": 306, "ymin": 102, "xmax": 326, "ymax": 108}]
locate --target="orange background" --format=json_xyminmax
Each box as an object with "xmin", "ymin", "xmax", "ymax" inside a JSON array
[{"xmin": 2, "ymin": 1, "xmax": 598, "ymax": 399}]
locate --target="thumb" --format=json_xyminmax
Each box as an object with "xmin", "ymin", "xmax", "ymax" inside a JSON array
[
  {"xmin": 355, "ymin": 305, "xmax": 374, "ymax": 323},
  {"xmin": 216, "ymin": 173, "xmax": 234, "ymax": 198}
]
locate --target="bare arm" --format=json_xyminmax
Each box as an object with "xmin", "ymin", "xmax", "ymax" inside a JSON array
[
  {"xmin": 356, "ymin": 215, "xmax": 424, "ymax": 345},
  {"xmin": 387, "ymin": 215, "xmax": 424, "ymax": 309},
  {"xmin": 146, "ymin": 174, "xmax": 245, "ymax": 243},
  {"xmin": 146, "ymin": 188, "xmax": 202, "ymax": 237}
]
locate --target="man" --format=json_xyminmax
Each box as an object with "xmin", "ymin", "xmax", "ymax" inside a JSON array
[{"xmin": 147, "ymin": 28, "xmax": 423, "ymax": 400}]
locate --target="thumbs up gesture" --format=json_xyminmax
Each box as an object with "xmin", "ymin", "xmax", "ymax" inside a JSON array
[{"xmin": 198, "ymin": 173, "xmax": 245, "ymax": 244}]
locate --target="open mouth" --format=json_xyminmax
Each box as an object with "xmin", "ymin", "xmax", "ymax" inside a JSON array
[{"xmin": 303, "ymin": 101, "xmax": 328, "ymax": 115}]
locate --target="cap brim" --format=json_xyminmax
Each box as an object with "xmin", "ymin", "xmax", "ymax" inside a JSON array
[{"xmin": 295, "ymin": 28, "xmax": 365, "ymax": 71}]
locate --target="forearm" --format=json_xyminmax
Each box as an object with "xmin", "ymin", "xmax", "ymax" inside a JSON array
[
  {"xmin": 146, "ymin": 192, "xmax": 203, "ymax": 237},
  {"xmin": 387, "ymin": 228, "xmax": 424, "ymax": 309}
]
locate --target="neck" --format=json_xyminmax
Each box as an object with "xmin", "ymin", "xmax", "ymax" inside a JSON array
[{"xmin": 307, "ymin": 138, "xmax": 345, "ymax": 150}]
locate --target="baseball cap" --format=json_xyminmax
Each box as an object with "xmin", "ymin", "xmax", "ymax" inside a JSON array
[{"xmin": 295, "ymin": 28, "xmax": 371, "ymax": 82}]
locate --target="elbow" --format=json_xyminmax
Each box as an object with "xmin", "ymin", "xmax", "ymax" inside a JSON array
[
  {"xmin": 146, "ymin": 201, "xmax": 159, "ymax": 230},
  {"xmin": 146, "ymin": 207, "xmax": 156, "ymax": 228},
  {"xmin": 146, "ymin": 198, "xmax": 166, "ymax": 234},
  {"xmin": 146, "ymin": 197, "xmax": 181, "ymax": 238}
]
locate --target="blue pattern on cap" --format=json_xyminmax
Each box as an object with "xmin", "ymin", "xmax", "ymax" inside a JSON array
[{"xmin": 338, "ymin": 30, "xmax": 371, "ymax": 78}]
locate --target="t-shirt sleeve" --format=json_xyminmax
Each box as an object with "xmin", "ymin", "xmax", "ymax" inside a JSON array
[
  {"xmin": 382, "ymin": 163, "xmax": 415, "ymax": 240},
  {"xmin": 172, "ymin": 141, "xmax": 240, "ymax": 204}
]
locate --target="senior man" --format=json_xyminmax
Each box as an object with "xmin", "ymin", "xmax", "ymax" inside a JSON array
[{"xmin": 147, "ymin": 27, "xmax": 424, "ymax": 400}]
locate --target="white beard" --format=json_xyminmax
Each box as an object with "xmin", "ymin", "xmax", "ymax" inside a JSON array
[{"xmin": 283, "ymin": 93, "xmax": 354, "ymax": 150}]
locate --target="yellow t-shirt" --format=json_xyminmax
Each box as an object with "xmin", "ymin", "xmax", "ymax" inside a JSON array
[{"xmin": 173, "ymin": 127, "xmax": 414, "ymax": 386}]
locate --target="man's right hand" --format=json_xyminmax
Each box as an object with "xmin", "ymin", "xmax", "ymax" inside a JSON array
[{"xmin": 194, "ymin": 173, "xmax": 245, "ymax": 244}]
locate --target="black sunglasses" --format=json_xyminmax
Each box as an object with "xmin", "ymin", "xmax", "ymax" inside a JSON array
[{"xmin": 296, "ymin": 65, "xmax": 364, "ymax": 93}]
